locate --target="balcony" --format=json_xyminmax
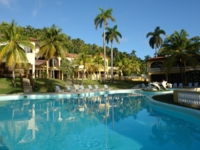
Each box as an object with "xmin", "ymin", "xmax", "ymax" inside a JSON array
[{"xmin": 149, "ymin": 66, "xmax": 200, "ymax": 73}]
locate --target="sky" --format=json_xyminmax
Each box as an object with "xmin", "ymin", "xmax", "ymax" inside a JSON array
[{"xmin": 0, "ymin": 0, "xmax": 200, "ymax": 59}]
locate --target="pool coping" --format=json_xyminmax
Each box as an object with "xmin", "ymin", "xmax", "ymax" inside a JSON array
[
  {"xmin": 0, "ymin": 89, "xmax": 137, "ymax": 101},
  {"xmin": 146, "ymin": 91, "xmax": 200, "ymax": 123}
]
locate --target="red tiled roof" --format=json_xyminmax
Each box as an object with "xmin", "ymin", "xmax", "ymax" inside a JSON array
[
  {"xmin": 148, "ymin": 56, "xmax": 166, "ymax": 61},
  {"xmin": 66, "ymin": 53, "xmax": 78, "ymax": 58},
  {"xmin": 65, "ymin": 53, "xmax": 110, "ymax": 60},
  {"xmin": 35, "ymin": 60, "xmax": 47, "ymax": 66}
]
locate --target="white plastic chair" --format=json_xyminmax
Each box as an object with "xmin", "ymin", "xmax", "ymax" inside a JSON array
[
  {"xmin": 55, "ymin": 86, "xmax": 64, "ymax": 93},
  {"xmin": 65, "ymin": 85, "xmax": 72, "ymax": 92},
  {"xmin": 178, "ymin": 83, "xmax": 183, "ymax": 88},
  {"xmin": 194, "ymin": 82, "xmax": 199, "ymax": 88},
  {"xmin": 148, "ymin": 83, "xmax": 152, "ymax": 87},
  {"xmin": 104, "ymin": 84, "xmax": 111, "ymax": 90},
  {"xmin": 173, "ymin": 83, "xmax": 177, "ymax": 88},
  {"xmin": 141, "ymin": 83, "xmax": 146, "ymax": 88},
  {"xmin": 151, "ymin": 82, "xmax": 160, "ymax": 91},
  {"xmin": 74, "ymin": 85, "xmax": 79, "ymax": 92},
  {"xmin": 161, "ymin": 82, "xmax": 167, "ymax": 90},
  {"xmin": 188, "ymin": 82, "xmax": 193, "ymax": 88},
  {"xmin": 88, "ymin": 85, "xmax": 93, "ymax": 91},
  {"xmin": 94, "ymin": 85, "xmax": 100, "ymax": 90},
  {"xmin": 79, "ymin": 85, "xmax": 85, "ymax": 91}
]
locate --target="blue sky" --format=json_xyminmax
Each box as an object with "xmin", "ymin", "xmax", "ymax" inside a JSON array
[{"xmin": 0, "ymin": 0, "xmax": 200, "ymax": 59}]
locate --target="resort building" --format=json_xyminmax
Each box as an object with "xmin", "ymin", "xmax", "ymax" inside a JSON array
[
  {"xmin": 147, "ymin": 56, "xmax": 200, "ymax": 84},
  {"xmin": 0, "ymin": 38, "xmax": 116, "ymax": 80}
]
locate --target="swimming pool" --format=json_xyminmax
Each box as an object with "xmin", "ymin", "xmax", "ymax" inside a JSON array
[{"xmin": 0, "ymin": 90, "xmax": 200, "ymax": 150}]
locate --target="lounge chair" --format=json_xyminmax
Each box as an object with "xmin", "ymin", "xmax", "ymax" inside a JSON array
[
  {"xmin": 104, "ymin": 84, "xmax": 111, "ymax": 90},
  {"xmin": 80, "ymin": 85, "xmax": 86, "ymax": 91},
  {"xmin": 55, "ymin": 86, "xmax": 64, "ymax": 93},
  {"xmin": 141, "ymin": 83, "xmax": 146, "ymax": 88},
  {"xmin": 151, "ymin": 82, "xmax": 160, "ymax": 91},
  {"xmin": 194, "ymin": 82, "xmax": 199, "ymax": 88},
  {"xmin": 94, "ymin": 85, "xmax": 101, "ymax": 91},
  {"xmin": 88, "ymin": 85, "xmax": 93, "ymax": 91},
  {"xmin": 173, "ymin": 83, "xmax": 177, "ymax": 88},
  {"xmin": 148, "ymin": 83, "xmax": 152, "ymax": 88},
  {"xmin": 178, "ymin": 83, "xmax": 183, "ymax": 88},
  {"xmin": 187, "ymin": 82, "xmax": 193, "ymax": 88},
  {"xmin": 65, "ymin": 85, "xmax": 73, "ymax": 92},
  {"xmin": 161, "ymin": 81, "xmax": 167, "ymax": 90},
  {"xmin": 166, "ymin": 83, "xmax": 172, "ymax": 88},
  {"xmin": 74, "ymin": 85, "xmax": 80, "ymax": 92}
]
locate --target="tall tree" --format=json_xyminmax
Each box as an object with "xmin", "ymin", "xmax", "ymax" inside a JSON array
[
  {"xmin": 92, "ymin": 53, "xmax": 104, "ymax": 80},
  {"xmin": 94, "ymin": 7, "xmax": 116, "ymax": 81},
  {"xmin": 37, "ymin": 24, "xmax": 67, "ymax": 78},
  {"xmin": 116, "ymin": 57, "xmax": 132, "ymax": 76},
  {"xmin": 146, "ymin": 26, "xmax": 165, "ymax": 57},
  {"xmin": 0, "ymin": 20, "xmax": 34, "ymax": 87},
  {"xmin": 159, "ymin": 29, "xmax": 200, "ymax": 83},
  {"xmin": 105, "ymin": 25, "xmax": 122, "ymax": 81},
  {"xmin": 130, "ymin": 50, "xmax": 136, "ymax": 57},
  {"xmin": 75, "ymin": 53, "xmax": 91, "ymax": 81}
]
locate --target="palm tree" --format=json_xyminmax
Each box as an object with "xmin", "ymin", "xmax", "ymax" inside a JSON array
[
  {"xmin": 0, "ymin": 20, "xmax": 34, "ymax": 87},
  {"xmin": 130, "ymin": 50, "xmax": 136, "ymax": 57},
  {"xmin": 92, "ymin": 53, "xmax": 104, "ymax": 80},
  {"xmin": 146, "ymin": 26, "xmax": 166, "ymax": 57},
  {"xmin": 131, "ymin": 58, "xmax": 141, "ymax": 75},
  {"xmin": 105, "ymin": 25, "xmax": 122, "ymax": 81},
  {"xmin": 116, "ymin": 57, "xmax": 132, "ymax": 76},
  {"xmin": 159, "ymin": 29, "xmax": 200, "ymax": 83},
  {"xmin": 94, "ymin": 7, "xmax": 116, "ymax": 81},
  {"xmin": 37, "ymin": 24, "xmax": 67, "ymax": 78},
  {"xmin": 75, "ymin": 53, "xmax": 91, "ymax": 81}
]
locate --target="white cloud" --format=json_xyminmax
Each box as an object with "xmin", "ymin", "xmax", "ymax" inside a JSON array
[
  {"xmin": 0, "ymin": 0, "xmax": 10, "ymax": 7},
  {"xmin": 55, "ymin": 0, "xmax": 62, "ymax": 6},
  {"xmin": 121, "ymin": 37, "xmax": 129, "ymax": 42},
  {"xmin": 32, "ymin": 9, "xmax": 38, "ymax": 17}
]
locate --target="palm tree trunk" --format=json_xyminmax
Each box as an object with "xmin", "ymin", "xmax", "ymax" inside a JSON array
[
  {"xmin": 111, "ymin": 42, "xmax": 113, "ymax": 82},
  {"xmin": 183, "ymin": 62, "xmax": 187, "ymax": 84},
  {"xmin": 155, "ymin": 47, "xmax": 157, "ymax": 57},
  {"xmin": 103, "ymin": 23, "xmax": 107, "ymax": 82},
  {"xmin": 12, "ymin": 70, "xmax": 16, "ymax": 88},
  {"xmin": 82, "ymin": 70, "xmax": 84, "ymax": 81},
  {"xmin": 82, "ymin": 62, "xmax": 85, "ymax": 81},
  {"xmin": 52, "ymin": 58, "xmax": 55, "ymax": 78},
  {"xmin": 179, "ymin": 60, "xmax": 184, "ymax": 84}
]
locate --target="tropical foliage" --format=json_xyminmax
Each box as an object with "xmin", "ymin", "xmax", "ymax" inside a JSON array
[
  {"xmin": 0, "ymin": 20, "xmax": 34, "ymax": 87},
  {"xmin": 1, "ymin": 20, "xmax": 175, "ymax": 82},
  {"xmin": 36, "ymin": 24, "xmax": 68, "ymax": 78},
  {"xmin": 94, "ymin": 7, "xmax": 116, "ymax": 81},
  {"xmin": 146, "ymin": 26, "xmax": 166, "ymax": 57},
  {"xmin": 105, "ymin": 25, "xmax": 122, "ymax": 81},
  {"xmin": 159, "ymin": 29, "xmax": 200, "ymax": 83}
]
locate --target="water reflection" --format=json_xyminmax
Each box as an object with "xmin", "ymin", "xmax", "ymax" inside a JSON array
[
  {"xmin": 149, "ymin": 109, "xmax": 200, "ymax": 149},
  {"xmin": 0, "ymin": 93, "xmax": 199, "ymax": 149}
]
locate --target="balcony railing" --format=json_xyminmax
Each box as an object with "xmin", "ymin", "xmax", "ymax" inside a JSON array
[{"xmin": 149, "ymin": 66, "xmax": 200, "ymax": 73}]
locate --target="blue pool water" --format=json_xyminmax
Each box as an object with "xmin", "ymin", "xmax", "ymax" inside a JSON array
[{"xmin": 0, "ymin": 91, "xmax": 200, "ymax": 150}]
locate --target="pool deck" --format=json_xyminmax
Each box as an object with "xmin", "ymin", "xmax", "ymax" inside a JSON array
[{"xmin": 0, "ymin": 89, "xmax": 139, "ymax": 101}]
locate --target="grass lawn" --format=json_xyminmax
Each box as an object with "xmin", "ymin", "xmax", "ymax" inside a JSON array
[
  {"xmin": 0, "ymin": 77, "xmax": 144, "ymax": 94},
  {"xmin": 0, "ymin": 77, "xmax": 199, "ymax": 110}
]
